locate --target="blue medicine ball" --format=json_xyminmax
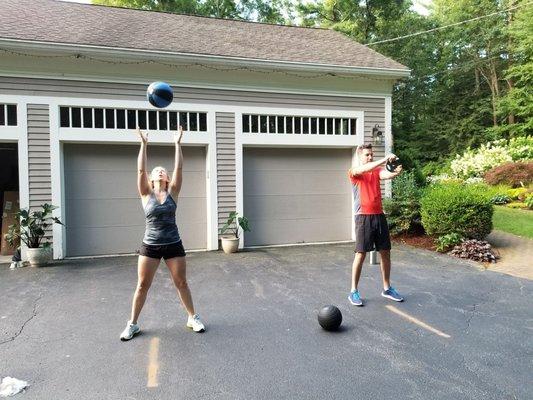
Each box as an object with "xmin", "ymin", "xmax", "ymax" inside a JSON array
[{"xmin": 147, "ymin": 81, "xmax": 173, "ymax": 108}]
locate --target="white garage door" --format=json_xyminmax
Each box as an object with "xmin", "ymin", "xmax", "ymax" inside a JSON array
[
  {"xmin": 243, "ymin": 148, "xmax": 352, "ymax": 247},
  {"xmin": 64, "ymin": 144, "xmax": 206, "ymax": 256}
]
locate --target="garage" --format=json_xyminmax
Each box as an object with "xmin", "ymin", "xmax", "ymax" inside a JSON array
[
  {"xmin": 63, "ymin": 143, "xmax": 207, "ymax": 257},
  {"xmin": 243, "ymin": 148, "xmax": 353, "ymax": 247}
]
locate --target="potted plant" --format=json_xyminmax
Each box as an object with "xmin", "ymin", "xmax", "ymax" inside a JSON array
[
  {"xmin": 219, "ymin": 211, "xmax": 251, "ymax": 254},
  {"xmin": 5, "ymin": 203, "xmax": 63, "ymax": 267}
]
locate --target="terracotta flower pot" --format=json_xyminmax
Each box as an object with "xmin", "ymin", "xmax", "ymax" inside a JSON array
[
  {"xmin": 221, "ymin": 236, "xmax": 240, "ymax": 254},
  {"xmin": 26, "ymin": 247, "xmax": 52, "ymax": 267}
]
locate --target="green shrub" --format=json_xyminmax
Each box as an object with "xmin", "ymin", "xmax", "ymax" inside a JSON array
[
  {"xmin": 435, "ymin": 233, "xmax": 463, "ymax": 253},
  {"xmin": 506, "ymin": 187, "xmax": 528, "ymax": 200},
  {"xmin": 383, "ymin": 171, "xmax": 424, "ymax": 235},
  {"xmin": 484, "ymin": 161, "xmax": 533, "ymax": 188},
  {"xmin": 421, "ymin": 183, "xmax": 494, "ymax": 239},
  {"xmin": 525, "ymin": 194, "xmax": 533, "ymax": 210}
]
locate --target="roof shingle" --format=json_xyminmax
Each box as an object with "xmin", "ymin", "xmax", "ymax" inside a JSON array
[{"xmin": 0, "ymin": 0, "xmax": 408, "ymax": 72}]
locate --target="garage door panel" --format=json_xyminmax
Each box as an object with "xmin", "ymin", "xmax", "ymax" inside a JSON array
[
  {"xmin": 245, "ymin": 170, "xmax": 350, "ymax": 196},
  {"xmin": 244, "ymin": 194, "xmax": 350, "ymax": 220},
  {"xmin": 66, "ymin": 226, "xmax": 146, "ymax": 256},
  {"xmin": 243, "ymin": 148, "xmax": 352, "ymax": 247},
  {"xmin": 66, "ymin": 198, "xmax": 143, "ymax": 227},
  {"xmin": 64, "ymin": 171, "xmax": 137, "ymax": 199},
  {"xmin": 244, "ymin": 148, "xmax": 346, "ymax": 170},
  {"xmin": 176, "ymin": 197, "xmax": 207, "ymax": 224},
  {"xmin": 64, "ymin": 144, "xmax": 207, "ymax": 256},
  {"xmin": 245, "ymin": 217, "xmax": 352, "ymax": 246}
]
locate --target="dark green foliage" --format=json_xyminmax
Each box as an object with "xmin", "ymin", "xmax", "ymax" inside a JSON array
[
  {"xmin": 383, "ymin": 171, "xmax": 424, "ymax": 235},
  {"xmin": 94, "ymin": 0, "xmax": 293, "ymax": 23},
  {"xmin": 6, "ymin": 204, "xmax": 63, "ymax": 249},
  {"xmin": 420, "ymin": 183, "xmax": 494, "ymax": 239},
  {"xmin": 484, "ymin": 161, "xmax": 533, "ymax": 188},
  {"xmin": 220, "ymin": 211, "xmax": 251, "ymax": 238}
]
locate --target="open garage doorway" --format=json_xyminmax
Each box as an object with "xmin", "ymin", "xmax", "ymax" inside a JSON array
[{"xmin": 0, "ymin": 143, "xmax": 19, "ymax": 261}]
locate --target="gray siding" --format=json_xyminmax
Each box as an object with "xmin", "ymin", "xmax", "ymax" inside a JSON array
[
  {"xmin": 215, "ymin": 112, "xmax": 236, "ymax": 232},
  {"xmin": 27, "ymin": 104, "xmax": 53, "ymax": 243}
]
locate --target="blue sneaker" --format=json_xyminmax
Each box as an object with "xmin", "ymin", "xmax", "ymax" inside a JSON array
[
  {"xmin": 348, "ymin": 290, "xmax": 363, "ymax": 306},
  {"xmin": 381, "ymin": 287, "xmax": 404, "ymax": 302}
]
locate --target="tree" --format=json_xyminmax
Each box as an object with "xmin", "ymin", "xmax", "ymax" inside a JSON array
[
  {"xmin": 93, "ymin": 0, "xmax": 293, "ymax": 23},
  {"xmin": 494, "ymin": 0, "xmax": 533, "ymax": 137}
]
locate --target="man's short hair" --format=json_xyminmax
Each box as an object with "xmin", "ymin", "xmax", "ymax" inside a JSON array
[{"xmin": 357, "ymin": 144, "xmax": 373, "ymax": 154}]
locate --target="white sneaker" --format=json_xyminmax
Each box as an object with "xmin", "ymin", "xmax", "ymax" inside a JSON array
[
  {"xmin": 120, "ymin": 321, "xmax": 140, "ymax": 341},
  {"xmin": 186, "ymin": 314, "xmax": 205, "ymax": 332}
]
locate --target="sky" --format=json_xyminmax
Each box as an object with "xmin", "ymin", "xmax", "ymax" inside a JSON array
[{"xmin": 59, "ymin": 0, "xmax": 433, "ymax": 16}]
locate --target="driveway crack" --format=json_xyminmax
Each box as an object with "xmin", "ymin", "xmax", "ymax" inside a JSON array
[{"xmin": 0, "ymin": 293, "xmax": 43, "ymax": 345}]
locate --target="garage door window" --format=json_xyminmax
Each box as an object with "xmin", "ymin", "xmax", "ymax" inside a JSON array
[
  {"xmin": 242, "ymin": 114, "xmax": 356, "ymax": 135},
  {"xmin": 0, "ymin": 104, "xmax": 17, "ymax": 126},
  {"xmin": 60, "ymin": 106, "xmax": 207, "ymax": 132}
]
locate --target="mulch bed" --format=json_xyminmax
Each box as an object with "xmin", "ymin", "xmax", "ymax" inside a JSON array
[{"xmin": 391, "ymin": 233, "xmax": 437, "ymax": 252}]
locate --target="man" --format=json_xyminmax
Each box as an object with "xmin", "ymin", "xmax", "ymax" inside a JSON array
[{"xmin": 347, "ymin": 144, "xmax": 403, "ymax": 306}]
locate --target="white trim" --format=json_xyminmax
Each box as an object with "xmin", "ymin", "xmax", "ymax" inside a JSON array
[
  {"xmin": 49, "ymin": 105, "xmax": 65, "ymax": 259},
  {"xmin": 235, "ymin": 107, "xmax": 364, "ymax": 248},
  {"xmin": 384, "ymin": 96, "xmax": 392, "ymax": 198},
  {"xmin": 206, "ymin": 112, "xmax": 219, "ymax": 251},
  {"xmin": 0, "ymin": 38, "xmax": 411, "ymax": 78}
]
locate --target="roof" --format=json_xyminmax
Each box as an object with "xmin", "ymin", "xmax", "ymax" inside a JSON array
[{"xmin": 0, "ymin": 0, "xmax": 409, "ymax": 74}]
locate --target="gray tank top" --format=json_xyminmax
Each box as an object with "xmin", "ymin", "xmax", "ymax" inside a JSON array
[{"xmin": 142, "ymin": 192, "xmax": 181, "ymax": 245}]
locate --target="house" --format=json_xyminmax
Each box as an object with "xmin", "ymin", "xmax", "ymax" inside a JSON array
[{"xmin": 0, "ymin": 0, "xmax": 410, "ymax": 259}]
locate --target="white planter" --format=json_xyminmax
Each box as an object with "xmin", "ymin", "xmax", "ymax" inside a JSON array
[
  {"xmin": 26, "ymin": 247, "xmax": 52, "ymax": 267},
  {"xmin": 220, "ymin": 236, "xmax": 240, "ymax": 254}
]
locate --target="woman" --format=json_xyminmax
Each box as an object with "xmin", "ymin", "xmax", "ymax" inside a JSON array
[{"xmin": 120, "ymin": 126, "xmax": 205, "ymax": 341}]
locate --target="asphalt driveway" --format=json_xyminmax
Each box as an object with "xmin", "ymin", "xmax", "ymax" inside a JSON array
[{"xmin": 1, "ymin": 243, "xmax": 531, "ymax": 399}]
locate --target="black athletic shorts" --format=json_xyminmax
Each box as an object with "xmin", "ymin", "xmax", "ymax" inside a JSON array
[
  {"xmin": 354, "ymin": 214, "xmax": 391, "ymax": 253},
  {"xmin": 139, "ymin": 241, "xmax": 186, "ymax": 260}
]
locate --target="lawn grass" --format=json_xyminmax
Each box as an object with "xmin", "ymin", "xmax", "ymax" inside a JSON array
[{"xmin": 493, "ymin": 206, "xmax": 533, "ymax": 239}]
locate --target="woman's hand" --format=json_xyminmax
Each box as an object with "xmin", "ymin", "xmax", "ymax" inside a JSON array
[
  {"xmin": 137, "ymin": 127, "xmax": 148, "ymax": 145},
  {"xmin": 174, "ymin": 125, "xmax": 183, "ymax": 144}
]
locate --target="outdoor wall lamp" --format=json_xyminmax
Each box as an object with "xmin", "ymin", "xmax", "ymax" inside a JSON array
[{"xmin": 372, "ymin": 124, "xmax": 384, "ymax": 145}]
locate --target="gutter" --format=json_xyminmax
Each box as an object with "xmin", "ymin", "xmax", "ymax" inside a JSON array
[{"xmin": 0, "ymin": 38, "xmax": 411, "ymax": 79}]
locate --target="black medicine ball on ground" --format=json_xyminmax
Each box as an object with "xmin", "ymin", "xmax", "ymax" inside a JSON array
[{"xmin": 318, "ymin": 305, "xmax": 342, "ymax": 331}]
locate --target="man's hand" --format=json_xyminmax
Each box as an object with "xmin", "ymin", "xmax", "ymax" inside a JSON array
[
  {"xmin": 174, "ymin": 125, "xmax": 183, "ymax": 144},
  {"xmin": 137, "ymin": 127, "xmax": 148, "ymax": 145},
  {"xmin": 386, "ymin": 153, "xmax": 398, "ymax": 163}
]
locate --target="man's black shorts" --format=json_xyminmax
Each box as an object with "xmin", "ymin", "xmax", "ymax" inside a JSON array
[
  {"xmin": 139, "ymin": 241, "xmax": 186, "ymax": 260},
  {"xmin": 354, "ymin": 214, "xmax": 391, "ymax": 252}
]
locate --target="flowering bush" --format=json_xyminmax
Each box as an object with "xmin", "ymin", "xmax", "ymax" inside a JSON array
[
  {"xmin": 503, "ymin": 137, "xmax": 533, "ymax": 161},
  {"xmin": 449, "ymin": 137, "xmax": 532, "ymax": 179},
  {"xmin": 451, "ymin": 144, "xmax": 512, "ymax": 179}
]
